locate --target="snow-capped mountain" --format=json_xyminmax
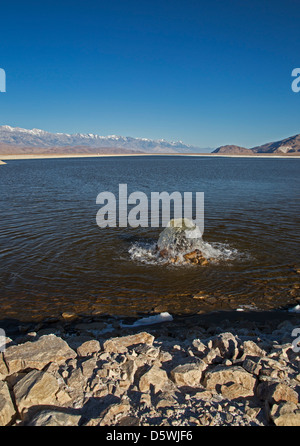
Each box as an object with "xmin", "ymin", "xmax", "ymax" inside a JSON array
[{"xmin": 0, "ymin": 125, "xmax": 204, "ymax": 153}]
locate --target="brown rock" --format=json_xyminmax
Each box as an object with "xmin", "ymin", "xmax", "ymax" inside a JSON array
[
  {"xmin": 77, "ymin": 340, "xmax": 101, "ymax": 357},
  {"xmin": 241, "ymin": 340, "xmax": 266, "ymax": 360},
  {"xmin": 257, "ymin": 381, "xmax": 299, "ymax": 405},
  {"xmin": 103, "ymin": 332, "xmax": 154, "ymax": 354},
  {"xmin": 61, "ymin": 312, "xmax": 77, "ymax": 321},
  {"xmin": 204, "ymin": 365, "xmax": 256, "ymax": 397},
  {"xmin": 26, "ymin": 409, "xmax": 81, "ymax": 426},
  {"xmin": 184, "ymin": 250, "xmax": 199, "ymax": 260},
  {"xmin": 139, "ymin": 365, "xmax": 169, "ymax": 393},
  {"xmin": 0, "ymin": 381, "xmax": 15, "ymax": 426},
  {"xmin": 0, "ymin": 354, "xmax": 8, "ymax": 380},
  {"xmin": 14, "ymin": 370, "xmax": 60, "ymax": 414},
  {"xmin": 4, "ymin": 335, "xmax": 76, "ymax": 374},
  {"xmin": 209, "ymin": 332, "xmax": 239, "ymax": 360},
  {"xmin": 242, "ymin": 358, "xmax": 262, "ymax": 376},
  {"xmin": 271, "ymin": 402, "xmax": 300, "ymax": 426},
  {"xmin": 86, "ymin": 400, "xmax": 130, "ymax": 426},
  {"xmin": 170, "ymin": 362, "xmax": 206, "ymax": 387}
]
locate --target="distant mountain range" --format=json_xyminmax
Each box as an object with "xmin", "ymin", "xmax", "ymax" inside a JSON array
[
  {"xmin": 213, "ymin": 134, "xmax": 300, "ymax": 155},
  {"xmin": 0, "ymin": 125, "xmax": 299, "ymax": 156},
  {"xmin": 0, "ymin": 125, "xmax": 207, "ymax": 154}
]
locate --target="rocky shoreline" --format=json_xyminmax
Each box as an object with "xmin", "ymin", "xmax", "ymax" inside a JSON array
[{"xmin": 0, "ymin": 310, "xmax": 299, "ymax": 426}]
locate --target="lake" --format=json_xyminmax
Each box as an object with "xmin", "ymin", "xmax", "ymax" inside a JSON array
[{"xmin": 0, "ymin": 155, "xmax": 299, "ymax": 321}]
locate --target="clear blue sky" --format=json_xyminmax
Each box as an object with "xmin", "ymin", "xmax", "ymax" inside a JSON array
[{"xmin": 0, "ymin": 0, "xmax": 300, "ymax": 148}]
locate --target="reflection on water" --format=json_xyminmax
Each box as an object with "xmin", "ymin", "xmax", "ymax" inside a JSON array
[{"xmin": 0, "ymin": 156, "xmax": 299, "ymax": 321}]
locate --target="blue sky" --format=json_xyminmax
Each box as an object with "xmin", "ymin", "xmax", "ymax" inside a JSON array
[{"xmin": 0, "ymin": 0, "xmax": 300, "ymax": 148}]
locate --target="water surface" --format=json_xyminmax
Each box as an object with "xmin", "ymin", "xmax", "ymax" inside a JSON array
[{"xmin": 0, "ymin": 156, "xmax": 299, "ymax": 321}]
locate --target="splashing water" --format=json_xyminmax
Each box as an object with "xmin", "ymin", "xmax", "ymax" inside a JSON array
[{"xmin": 129, "ymin": 218, "xmax": 240, "ymax": 266}]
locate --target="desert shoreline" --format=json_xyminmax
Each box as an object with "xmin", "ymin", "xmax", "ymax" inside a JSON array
[
  {"xmin": 1, "ymin": 309, "xmax": 300, "ymax": 426},
  {"xmin": 1, "ymin": 153, "xmax": 300, "ymax": 161}
]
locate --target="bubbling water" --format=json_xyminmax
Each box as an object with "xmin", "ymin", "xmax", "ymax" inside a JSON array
[{"xmin": 129, "ymin": 218, "xmax": 240, "ymax": 266}]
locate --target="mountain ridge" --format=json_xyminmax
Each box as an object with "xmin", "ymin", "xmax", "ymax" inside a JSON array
[
  {"xmin": 213, "ymin": 133, "xmax": 300, "ymax": 155},
  {"xmin": 0, "ymin": 125, "xmax": 208, "ymax": 154}
]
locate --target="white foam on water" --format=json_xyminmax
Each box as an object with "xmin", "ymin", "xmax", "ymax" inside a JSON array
[
  {"xmin": 120, "ymin": 312, "xmax": 173, "ymax": 328},
  {"xmin": 128, "ymin": 239, "xmax": 241, "ymax": 266},
  {"xmin": 288, "ymin": 304, "xmax": 300, "ymax": 313}
]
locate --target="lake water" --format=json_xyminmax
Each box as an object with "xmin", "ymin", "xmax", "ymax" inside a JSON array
[{"xmin": 0, "ymin": 156, "xmax": 299, "ymax": 321}]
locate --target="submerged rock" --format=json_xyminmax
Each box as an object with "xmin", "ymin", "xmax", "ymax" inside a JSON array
[{"xmin": 156, "ymin": 218, "xmax": 209, "ymax": 265}]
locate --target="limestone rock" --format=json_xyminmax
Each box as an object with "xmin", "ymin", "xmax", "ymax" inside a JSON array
[
  {"xmin": 257, "ymin": 381, "xmax": 299, "ymax": 405},
  {"xmin": 241, "ymin": 340, "xmax": 266, "ymax": 360},
  {"xmin": 26, "ymin": 409, "xmax": 81, "ymax": 426},
  {"xmin": 170, "ymin": 362, "xmax": 206, "ymax": 387},
  {"xmin": 77, "ymin": 340, "xmax": 101, "ymax": 357},
  {"xmin": 103, "ymin": 332, "xmax": 154, "ymax": 354},
  {"xmin": 120, "ymin": 359, "xmax": 137, "ymax": 385},
  {"xmin": 271, "ymin": 402, "xmax": 300, "ymax": 426},
  {"xmin": 0, "ymin": 381, "xmax": 15, "ymax": 426},
  {"xmin": 139, "ymin": 366, "xmax": 169, "ymax": 393},
  {"xmin": 242, "ymin": 358, "xmax": 262, "ymax": 376},
  {"xmin": 209, "ymin": 332, "xmax": 239, "ymax": 360},
  {"xmin": 4, "ymin": 335, "xmax": 76, "ymax": 374},
  {"xmin": 14, "ymin": 370, "xmax": 60, "ymax": 413},
  {"xmin": 0, "ymin": 354, "xmax": 8, "ymax": 380},
  {"xmin": 85, "ymin": 400, "xmax": 131, "ymax": 426},
  {"xmin": 204, "ymin": 365, "xmax": 256, "ymax": 397}
]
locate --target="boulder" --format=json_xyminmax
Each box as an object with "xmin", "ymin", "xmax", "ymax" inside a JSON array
[
  {"xmin": 240, "ymin": 340, "xmax": 266, "ymax": 360},
  {"xmin": 209, "ymin": 332, "xmax": 239, "ymax": 360},
  {"xmin": 4, "ymin": 335, "xmax": 76, "ymax": 374},
  {"xmin": 170, "ymin": 362, "xmax": 206, "ymax": 387},
  {"xmin": 257, "ymin": 381, "xmax": 299, "ymax": 405},
  {"xmin": 203, "ymin": 365, "xmax": 256, "ymax": 397},
  {"xmin": 139, "ymin": 365, "xmax": 169, "ymax": 393},
  {"xmin": 14, "ymin": 370, "xmax": 60, "ymax": 413},
  {"xmin": 77, "ymin": 340, "xmax": 101, "ymax": 357},
  {"xmin": 103, "ymin": 332, "xmax": 154, "ymax": 354},
  {"xmin": 242, "ymin": 358, "xmax": 262, "ymax": 376},
  {"xmin": 271, "ymin": 402, "xmax": 300, "ymax": 426},
  {"xmin": 0, "ymin": 381, "xmax": 15, "ymax": 426}
]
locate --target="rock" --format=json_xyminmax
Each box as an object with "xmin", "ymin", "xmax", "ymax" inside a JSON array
[
  {"xmin": 257, "ymin": 381, "xmax": 299, "ymax": 405},
  {"xmin": 203, "ymin": 347, "xmax": 223, "ymax": 365},
  {"xmin": 271, "ymin": 402, "xmax": 300, "ymax": 426},
  {"xmin": 0, "ymin": 381, "xmax": 15, "ymax": 426},
  {"xmin": 221, "ymin": 383, "xmax": 253, "ymax": 400},
  {"xmin": 120, "ymin": 359, "xmax": 137, "ymax": 385},
  {"xmin": 117, "ymin": 416, "xmax": 140, "ymax": 426},
  {"xmin": 192, "ymin": 339, "xmax": 207, "ymax": 355},
  {"xmin": 103, "ymin": 332, "xmax": 154, "ymax": 354},
  {"xmin": 193, "ymin": 293, "xmax": 209, "ymax": 300},
  {"xmin": 55, "ymin": 389, "xmax": 72, "ymax": 405},
  {"xmin": 139, "ymin": 366, "xmax": 169, "ymax": 393},
  {"xmin": 77, "ymin": 340, "xmax": 101, "ymax": 357},
  {"xmin": 81, "ymin": 357, "xmax": 97, "ymax": 379},
  {"xmin": 184, "ymin": 250, "xmax": 199, "ymax": 261},
  {"xmin": 6, "ymin": 372, "xmax": 27, "ymax": 388},
  {"xmin": 240, "ymin": 340, "xmax": 266, "ymax": 360},
  {"xmin": 204, "ymin": 366, "xmax": 256, "ymax": 397},
  {"xmin": 170, "ymin": 362, "xmax": 206, "ymax": 387},
  {"xmin": 4, "ymin": 335, "xmax": 76, "ymax": 374},
  {"xmin": 96, "ymin": 401, "xmax": 130, "ymax": 426},
  {"xmin": 0, "ymin": 354, "xmax": 8, "ymax": 380},
  {"xmin": 66, "ymin": 335, "xmax": 95, "ymax": 350},
  {"xmin": 61, "ymin": 312, "xmax": 77, "ymax": 321},
  {"xmin": 14, "ymin": 370, "xmax": 60, "ymax": 414},
  {"xmin": 242, "ymin": 358, "xmax": 262, "ymax": 375},
  {"xmin": 26, "ymin": 409, "xmax": 81, "ymax": 426},
  {"xmin": 209, "ymin": 332, "xmax": 239, "ymax": 360}
]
